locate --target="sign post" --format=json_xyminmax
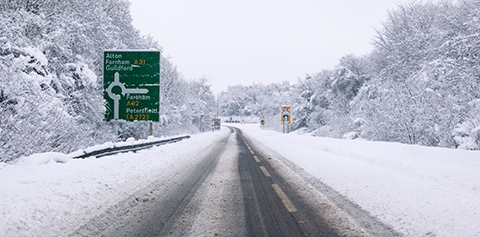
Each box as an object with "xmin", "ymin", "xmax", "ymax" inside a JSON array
[
  {"xmin": 281, "ymin": 105, "xmax": 291, "ymax": 134},
  {"xmin": 260, "ymin": 115, "xmax": 266, "ymax": 130}
]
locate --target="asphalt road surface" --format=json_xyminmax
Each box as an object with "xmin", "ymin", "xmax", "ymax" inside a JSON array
[
  {"xmin": 71, "ymin": 127, "xmax": 400, "ymax": 237},
  {"xmin": 236, "ymin": 128, "xmax": 338, "ymax": 236}
]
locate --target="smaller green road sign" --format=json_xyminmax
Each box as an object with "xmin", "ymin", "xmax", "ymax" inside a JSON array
[
  {"xmin": 281, "ymin": 105, "xmax": 291, "ymax": 124},
  {"xmin": 283, "ymin": 114, "xmax": 289, "ymax": 124},
  {"xmin": 104, "ymin": 50, "xmax": 160, "ymax": 122}
]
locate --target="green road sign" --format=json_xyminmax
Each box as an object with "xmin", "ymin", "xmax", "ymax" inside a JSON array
[
  {"xmin": 283, "ymin": 114, "xmax": 289, "ymax": 124},
  {"xmin": 103, "ymin": 50, "xmax": 160, "ymax": 122},
  {"xmin": 281, "ymin": 105, "xmax": 291, "ymax": 124}
]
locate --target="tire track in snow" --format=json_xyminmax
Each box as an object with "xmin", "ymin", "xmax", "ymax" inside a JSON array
[{"xmin": 69, "ymin": 128, "xmax": 233, "ymax": 236}]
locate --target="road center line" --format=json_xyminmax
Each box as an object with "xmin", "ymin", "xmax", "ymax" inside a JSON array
[
  {"xmin": 259, "ymin": 166, "xmax": 271, "ymax": 177},
  {"xmin": 253, "ymin": 155, "xmax": 261, "ymax": 163},
  {"xmin": 271, "ymin": 184, "xmax": 298, "ymax": 213}
]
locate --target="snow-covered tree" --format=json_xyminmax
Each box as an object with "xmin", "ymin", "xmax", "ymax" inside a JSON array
[
  {"xmin": 0, "ymin": 0, "xmax": 217, "ymax": 162},
  {"xmin": 344, "ymin": 0, "xmax": 480, "ymax": 148}
]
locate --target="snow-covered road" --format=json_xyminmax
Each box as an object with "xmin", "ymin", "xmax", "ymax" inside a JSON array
[
  {"xmin": 71, "ymin": 127, "xmax": 244, "ymax": 236},
  {"xmin": 1, "ymin": 124, "xmax": 479, "ymax": 236},
  {"xmin": 0, "ymin": 129, "xmax": 231, "ymax": 236},
  {"xmin": 237, "ymin": 124, "xmax": 480, "ymax": 237},
  {"xmin": 68, "ymin": 126, "xmax": 348, "ymax": 236}
]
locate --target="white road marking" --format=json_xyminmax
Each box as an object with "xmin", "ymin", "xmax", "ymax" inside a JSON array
[
  {"xmin": 271, "ymin": 184, "xmax": 298, "ymax": 213},
  {"xmin": 259, "ymin": 166, "xmax": 271, "ymax": 177},
  {"xmin": 253, "ymin": 155, "xmax": 261, "ymax": 163}
]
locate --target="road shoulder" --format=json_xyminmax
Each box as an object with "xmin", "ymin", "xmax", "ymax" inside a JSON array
[{"xmin": 240, "ymin": 129, "xmax": 401, "ymax": 237}]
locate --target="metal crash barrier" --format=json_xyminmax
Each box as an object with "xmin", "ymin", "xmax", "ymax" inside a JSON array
[{"xmin": 72, "ymin": 135, "xmax": 191, "ymax": 159}]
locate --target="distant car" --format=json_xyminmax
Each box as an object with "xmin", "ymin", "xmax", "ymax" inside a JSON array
[{"xmin": 214, "ymin": 119, "xmax": 221, "ymax": 130}]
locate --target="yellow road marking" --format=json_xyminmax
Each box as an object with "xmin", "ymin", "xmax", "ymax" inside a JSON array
[
  {"xmin": 271, "ymin": 184, "xmax": 298, "ymax": 213},
  {"xmin": 259, "ymin": 166, "xmax": 271, "ymax": 177}
]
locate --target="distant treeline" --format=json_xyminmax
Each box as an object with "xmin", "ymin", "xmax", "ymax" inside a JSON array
[{"xmin": 218, "ymin": 0, "xmax": 480, "ymax": 150}]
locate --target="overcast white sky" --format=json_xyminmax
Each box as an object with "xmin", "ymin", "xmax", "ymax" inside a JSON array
[{"xmin": 129, "ymin": 0, "xmax": 411, "ymax": 94}]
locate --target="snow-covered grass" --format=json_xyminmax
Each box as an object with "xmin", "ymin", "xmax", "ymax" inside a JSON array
[
  {"xmin": 236, "ymin": 124, "xmax": 480, "ymax": 237},
  {"xmin": 1, "ymin": 124, "xmax": 479, "ymax": 236}
]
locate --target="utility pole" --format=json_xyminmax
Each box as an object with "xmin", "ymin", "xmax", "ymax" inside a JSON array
[{"xmin": 216, "ymin": 94, "xmax": 219, "ymax": 120}]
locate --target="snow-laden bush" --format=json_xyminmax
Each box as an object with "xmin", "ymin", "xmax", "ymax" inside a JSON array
[
  {"xmin": 454, "ymin": 124, "xmax": 480, "ymax": 150},
  {"xmin": 453, "ymin": 100, "xmax": 480, "ymax": 150},
  {"xmin": 343, "ymin": 132, "xmax": 359, "ymax": 140}
]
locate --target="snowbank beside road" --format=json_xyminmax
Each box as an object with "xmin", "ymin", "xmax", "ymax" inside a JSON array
[
  {"xmin": 236, "ymin": 124, "xmax": 480, "ymax": 237},
  {"xmin": 0, "ymin": 130, "xmax": 229, "ymax": 237}
]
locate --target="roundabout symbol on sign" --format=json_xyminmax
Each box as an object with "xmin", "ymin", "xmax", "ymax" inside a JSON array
[{"xmin": 106, "ymin": 72, "xmax": 149, "ymax": 120}]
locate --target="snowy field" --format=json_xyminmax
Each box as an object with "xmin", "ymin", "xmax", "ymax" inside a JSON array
[{"xmin": 1, "ymin": 124, "xmax": 479, "ymax": 236}]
